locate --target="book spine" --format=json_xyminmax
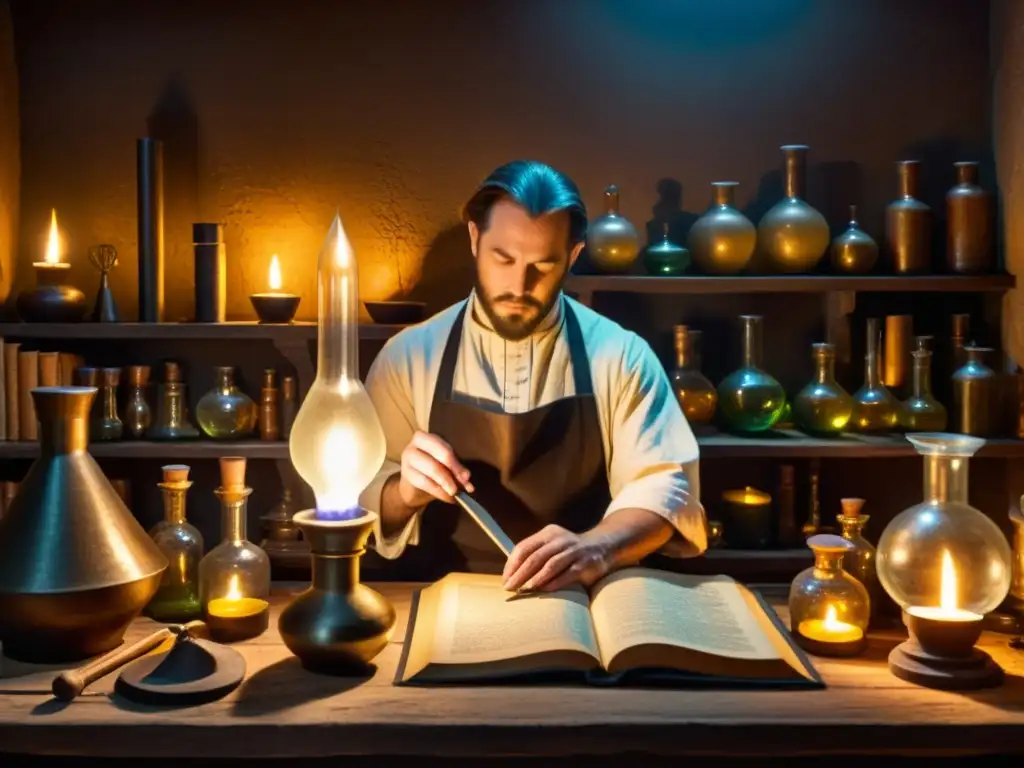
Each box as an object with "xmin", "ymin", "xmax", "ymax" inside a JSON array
[
  {"xmin": 39, "ymin": 351, "xmax": 59, "ymax": 388},
  {"xmin": 4, "ymin": 342, "xmax": 19, "ymax": 441},
  {"xmin": 58, "ymin": 352, "xmax": 80, "ymax": 386},
  {"xmin": 18, "ymin": 349, "xmax": 39, "ymax": 442},
  {"xmin": 0, "ymin": 337, "xmax": 6, "ymax": 441}
]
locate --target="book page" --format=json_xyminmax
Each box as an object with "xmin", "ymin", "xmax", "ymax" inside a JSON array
[
  {"xmin": 590, "ymin": 567, "xmax": 781, "ymax": 668},
  {"xmin": 413, "ymin": 573, "xmax": 600, "ymax": 668}
]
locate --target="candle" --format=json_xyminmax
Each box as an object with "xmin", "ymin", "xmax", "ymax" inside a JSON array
[
  {"xmin": 15, "ymin": 208, "xmax": 88, "ymax": 323},
  {"xmin": 34, "ymin": 208, "xmax": 68, "ymax": 272},
  {"xmin": 204, "ymin": 573, "xmax": 270, "ymax": 642},
  {"xmin": 250, "ymin": 254, "xmax": 301, "ymax": 323},
  {"xmin": 797, "ymin": 604, "xmax": 865, "ymax": 644},
  {"xmin": 906, "ymin": 550, "xmax": 983, "ymax": 622},
  {"xmin": 719, "ymin": 487, "xmax": 773, "ymax": 548}
]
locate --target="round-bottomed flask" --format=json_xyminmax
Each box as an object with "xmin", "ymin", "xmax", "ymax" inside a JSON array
[
  {"xmin": 757, "ymin": 145, "xmax": 830, "ymax": 274},
  {"xmin": 902, "ymin": 348, "xmax": 947, "ymax": 431},
  {"xmin": 850, "ymin": 318, "xmax": 901, "ymax": 433},
  {"xmin": 716, "ymin": 315, "xmax": 786, "ymax": 433},
  {"xmin": 585, "ymin": 185, "xmax": 641, "ymax": 273},
  {"xmin": 793, "ymin": 342, "xmax": 853, "ymax": 436},
  {"xmin": 688, "ymin": 181, "xmax": 756, "ymax": 275},
  {"xmin": 196, "ymin": 366, "xmax": 258, "ymax": 440},
  {"xmin": 644, "ymin": 223, "xmax": 690, "ymax": 275},
  {"xmin": 830, "ymin": 205, "xmax": 878, "ymax": 274},
  {"xmin": 789, "ymin": 534, "xmax": 870, "ymax": 657},
  {"xmin": 669, "ymin": 325, "xmax": 716, "ymax": 426},
  {"xmin": 877, "ymin": 434, "xmax": 1011, "ymax": 619}
]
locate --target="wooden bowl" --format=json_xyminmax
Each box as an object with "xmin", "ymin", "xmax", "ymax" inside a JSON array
[{"xmin": 363, "ymin": 301, "xmax": 426, "ymax": 325}]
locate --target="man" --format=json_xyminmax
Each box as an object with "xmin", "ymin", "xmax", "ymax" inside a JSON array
[{"xmin": 357, "ymin": 159, "xmax": 706, "ymax": 593}]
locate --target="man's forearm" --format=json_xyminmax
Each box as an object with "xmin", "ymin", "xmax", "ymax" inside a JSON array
[
  {"xmin": 379, "ymin": 472, "xmax": 423, "ymax": 537},
  {"xmin": 584, "ymin": 508, "xmax": 675, "ymax": 571}
]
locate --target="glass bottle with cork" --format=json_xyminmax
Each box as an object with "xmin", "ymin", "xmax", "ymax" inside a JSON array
[
  {"xmin": 144, "ymin": 464, "xmax": 203, "ymax": 622},
  {"xmin": 198, "ymin": 456, "xmax": 271, "ymax": 642}
]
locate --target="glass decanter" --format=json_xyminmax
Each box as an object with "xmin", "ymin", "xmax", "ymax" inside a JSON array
[
  {"xmin": 196, "ymin": 366, "xmax": 258, "ymax": 440},
  {"xmin": 789, "ymin": 533, "xmax": 870, "ymax": 657},
  {"xmin": 793, "ymin": 342, "xmax": 853, "ymax": 436},
  {"xmin": 198, "ymin": 457, "xmax": 271, "ymax": 642},
  {"xmin": 144, "ymin": 464, "xmax": 204, "ymax": 622},
  {"xmin": 716, "ymin": 314, "xmax": 786, "ymax": 433},
  {"xmin": 901, "ymin": 347, "xmax": 947, "ymax": 431},
  {"xmin": 669, "ymin": 325, "xmax": 716, "ymax": 426},
  {"xmin": 850, "ymin": 317, "xmax": 901, "ymax": 432}
]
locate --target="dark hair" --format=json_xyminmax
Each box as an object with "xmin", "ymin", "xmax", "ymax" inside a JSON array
[{"xmin": 461, "ymin": 160, "xmax": 588, "ymax": 245}]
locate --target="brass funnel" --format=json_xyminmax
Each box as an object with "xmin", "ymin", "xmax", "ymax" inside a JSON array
[{"xmin": 0, "ymin": 386, "xmax": 168, "ymax": 663}]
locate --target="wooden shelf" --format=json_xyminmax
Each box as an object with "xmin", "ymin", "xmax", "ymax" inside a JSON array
[
  {"xmin": 0, "ymin": 321, "xmax": 405, "ymax": 341},
  {"xmin": 0, "ymin": 439, "xmax": 289, "ymax": 459},
  {"xmin": 564, "ymin": 273, "xmax": 1016, "ymax": 295},
  {"xmin": 1, "ymin": 432, "xmax": 1021, "ymax": 460}
]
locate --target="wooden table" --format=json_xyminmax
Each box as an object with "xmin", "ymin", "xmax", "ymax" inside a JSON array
[{"xmin": 2, "ymin": 582, "xmax": 1024, "ymax": 760}]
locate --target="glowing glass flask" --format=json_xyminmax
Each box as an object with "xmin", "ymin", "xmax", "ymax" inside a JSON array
[{"xmin": 288, "ymin": 213, "xmax": 387, "ymax": 520}]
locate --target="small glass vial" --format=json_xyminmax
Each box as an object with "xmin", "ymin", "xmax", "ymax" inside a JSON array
[
  {"xmin": 95, "ymin": 367, "xmax": 124, "ymax": 440},
  {"xmin": 124, "ymin": 364, "xmax": 152, "ymax": 439},
  {"xmin": 789, "ymin": 533, "xmax": 870, "ymax": 657},
  {"xmin": 148, "ymin": 361, "xmax": 200, "ymax": 440},
  {"xmin": 145, "ymin": 464, "xmax": 204, "ymax": 622},
  {"xmin": 198, "ymin": 457, "xmax": 271, "ymax": 642}
]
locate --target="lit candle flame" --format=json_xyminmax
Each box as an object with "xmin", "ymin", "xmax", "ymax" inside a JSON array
[
  {"xmin": 824, "ymin": 604, "xmax": 841, "ymax": 629},
  {"xmin": 225, "ymin": 573, "xmax": 242, "ymax": 601},
  {"xmin": 45, "ymin": 208, "xmax": 61, "ymax": 264},
  {"xmin": 940, "ymin": 549, "xmax": 958, "ymax": 611},
  {"xmin": 269, "ymin": 254, "xmax": 282, "ymax": 291}
]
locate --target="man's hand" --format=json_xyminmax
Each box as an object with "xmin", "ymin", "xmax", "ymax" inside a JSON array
[
  {"xmin": 501, "ymin": 524, "xmax": 610, "ymax": 593},
  {"xmin": 398, "ymin": 430, "xmax": 474, "ymax": 508}
]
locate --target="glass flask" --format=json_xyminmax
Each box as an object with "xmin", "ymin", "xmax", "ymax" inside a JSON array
[
  {"xmin": 95, "ymin": 367, "xmax": 123, "ymax": 441},
  {"xmin": 836, "ymin": 497, "xmax": 887, "ymax": 626},
  {"xmin": 196, "ymin": 366, "xmax": 258, "ymax": 440},
  {"xmin": 144, "ymin": 464, "xmax": 203, "ymax": 622},
  {"xmin": 147, "ymin": 361, "xmax": 200, "ymax": 440},
  {"xmin": 289, "ymin": 212, "xmax": 387, "ymax": 519},
  {"xmin": 669, "ymin": 325, "xmax": 716, "ymax": 426},
  {"xmin": 877, "ymin": 433, "xmax": 1012, "ymax": 618},
  {"xmin": 901, "ymin": 347, "xmax": 947, "ymax": 431},
  {"xmin": 951, "ymin": 346, "xmax": 998, "ymax": 437},
  {"xmin": 789, "ymin": 533, "xmax": 870, "ymax": 657},
  {"xmin": 198, "ymin": 457, "xmax": 271, "ymax": 642},
  {"xmin": 716, "ymin": 315, "xmax": 786, "ymax": 433},
  {"xmin": 643, "ymin": 222, "xmax": 690, "ymax": 276},
  {"xmin": 793, "ymin": 342, "xmax": 853, "ymax": 436},
  {"xmin": 123, "ymin": 365, "xmax": 152, "ymax": 439},
  {"xmin": 850, "ymin": 318, "xmax": 901, "ymax": 432}
]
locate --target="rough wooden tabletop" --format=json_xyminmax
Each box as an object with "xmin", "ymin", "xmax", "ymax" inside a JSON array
[{"xmin": 2, "ymin": 582, "xmax": 1024, "ymax": 758}]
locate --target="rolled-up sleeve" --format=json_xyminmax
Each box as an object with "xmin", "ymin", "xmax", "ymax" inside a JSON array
[
  {"xmin": 358, "ymin": 340, "xmax": 424, "ymax": 559},
  {"xmin": 602, "ymin": 336, "xmax": 707, "ymax": 557}
]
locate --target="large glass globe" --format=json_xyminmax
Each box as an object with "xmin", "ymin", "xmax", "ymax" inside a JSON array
[{"xmin": 876, "ymin": 434, "xmax": 1011, "ymax": 616}]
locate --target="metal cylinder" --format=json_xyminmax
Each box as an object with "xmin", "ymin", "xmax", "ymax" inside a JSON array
[
  {"xmin": 137, "ymin": 138, "xmax": 165, "ymax": 323},
  {"xmin": 193, "ymin": 223, "xmax": 226, "ymax": 323},
  {"xmin": 883, "ymin": 315, "xmax": 913, "ymax": 398}
]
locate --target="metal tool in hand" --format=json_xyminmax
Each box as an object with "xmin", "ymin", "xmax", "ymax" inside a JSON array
[{"xmin": 454, "ymin": 490, "xmax": 515, "ymax": 557}]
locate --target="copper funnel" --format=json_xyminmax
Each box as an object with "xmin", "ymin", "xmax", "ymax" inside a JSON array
[{"xmin": 0, "ymin": 386, "xmax": 168, "ymax": 663}]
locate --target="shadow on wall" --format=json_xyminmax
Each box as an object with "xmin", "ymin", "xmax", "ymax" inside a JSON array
[{"xmin": 408, "ymin": 223, "xmax": 475, "ymax": 315}]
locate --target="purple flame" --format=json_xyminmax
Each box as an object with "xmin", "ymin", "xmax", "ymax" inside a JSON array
[{"xmin": 315, "ymin": 506, "xmax": 363, "ymax": 522}]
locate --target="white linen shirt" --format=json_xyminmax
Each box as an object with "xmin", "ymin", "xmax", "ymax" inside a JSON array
[{"xmin": 357, "ymin": 290, "xmax": 708, "ymax": 560}]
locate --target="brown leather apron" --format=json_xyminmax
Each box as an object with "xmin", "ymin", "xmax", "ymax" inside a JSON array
[{"xmin": 387, "ymin": 300, "xmax": 611, "ymax": 581}]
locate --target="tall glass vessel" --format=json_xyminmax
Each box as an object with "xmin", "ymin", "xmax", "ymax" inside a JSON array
[
  {"xmin": 716, "ymin": 315, "xmax": 786, "ymax": 433},
  {"xmin": 793, "ymin": 343, "xmax": 853, "ymax": 436},
  {"xmin": 850, "ymin": 318, "xmax": 901, "ymax": 432},
  {"xmin": 145, "ymin": 464, "xmax": 203, "ymax": 622},
  {"xmin": 288, "ymin": 213, "xmax": 386, "ymax": 518},
  {"xmin": 902, "ymin": 348, "xmax": 947, "ymax": 431},
  {"xmin": 669, "ymin": 325, "xmax": 716, "ymax": 426},
  {"xmin": 280, "ymin": 213, "xmax": 396, "ymax": 674}
]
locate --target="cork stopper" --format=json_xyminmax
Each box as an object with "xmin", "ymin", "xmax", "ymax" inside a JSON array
[
  {"xmin": 839, "ymin": 498, "xmax": 865, "ymax": 519},
  {"xmin": 127, "ymin": 365, "xmax": 151, "ymax": 387},
  {"xmin": 219, "ymin": 456, "xmax": 247, "ymax": 490},
  {"xmin": 282, "ymin": 375, "xmax": 296, "ymax": 400},
  {"xmin": 164, "ymin": 361, "xmax": 182, "ymax": 383},
  {"xmin": 262, "ymin": 368, "xmax": 276, "ymax": 389},
  {"xmin": 162, "ymin": 464, "xmax": 190, "ymax": 483},
  {"xmin": 806, "ymin": 533, "xmax": 853, "ymax": 553},
  {"xmin": 101, "ymin": 367, "xmax": 121, "ymax": 386},
  {"xmin": 74, "ymin": 367, "xmax": 99, "ymax": 387}
]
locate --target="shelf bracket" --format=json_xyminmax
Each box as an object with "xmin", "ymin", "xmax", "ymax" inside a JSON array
[
  {"xmin": 823, "ymin": 290, "xmax": 856, "ymax": 366},
  {"xmin": 272, "ymin": 338, "xmax": 315, "ymax": 401}
]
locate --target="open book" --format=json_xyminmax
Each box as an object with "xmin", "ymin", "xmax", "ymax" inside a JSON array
[{"xmin": 396, "ymin": 567, "xmax": 823, "ymax": 688}]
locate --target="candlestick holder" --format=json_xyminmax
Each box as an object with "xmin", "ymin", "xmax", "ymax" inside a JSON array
[
  {"xmin": 279, "ymin": 509, "xmax": 397, "ymax": 674},
  {"xmin": 877, "ymin": 433, "xmax": 1011, "ymax": 689},
  {"xmin": 789, "ymin": 534, "xmax": 870, "ymax": 657},
  {"xmin": 16, "ymin": 262, "xmax": 88, "ymax": 323},
  {"xmin": 87, "ymin": 244, "xmax": 120, "ymax": 322},
  {"xmin": 197, "ymin": 457, "xmax": 271, "ymax": 643}
]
